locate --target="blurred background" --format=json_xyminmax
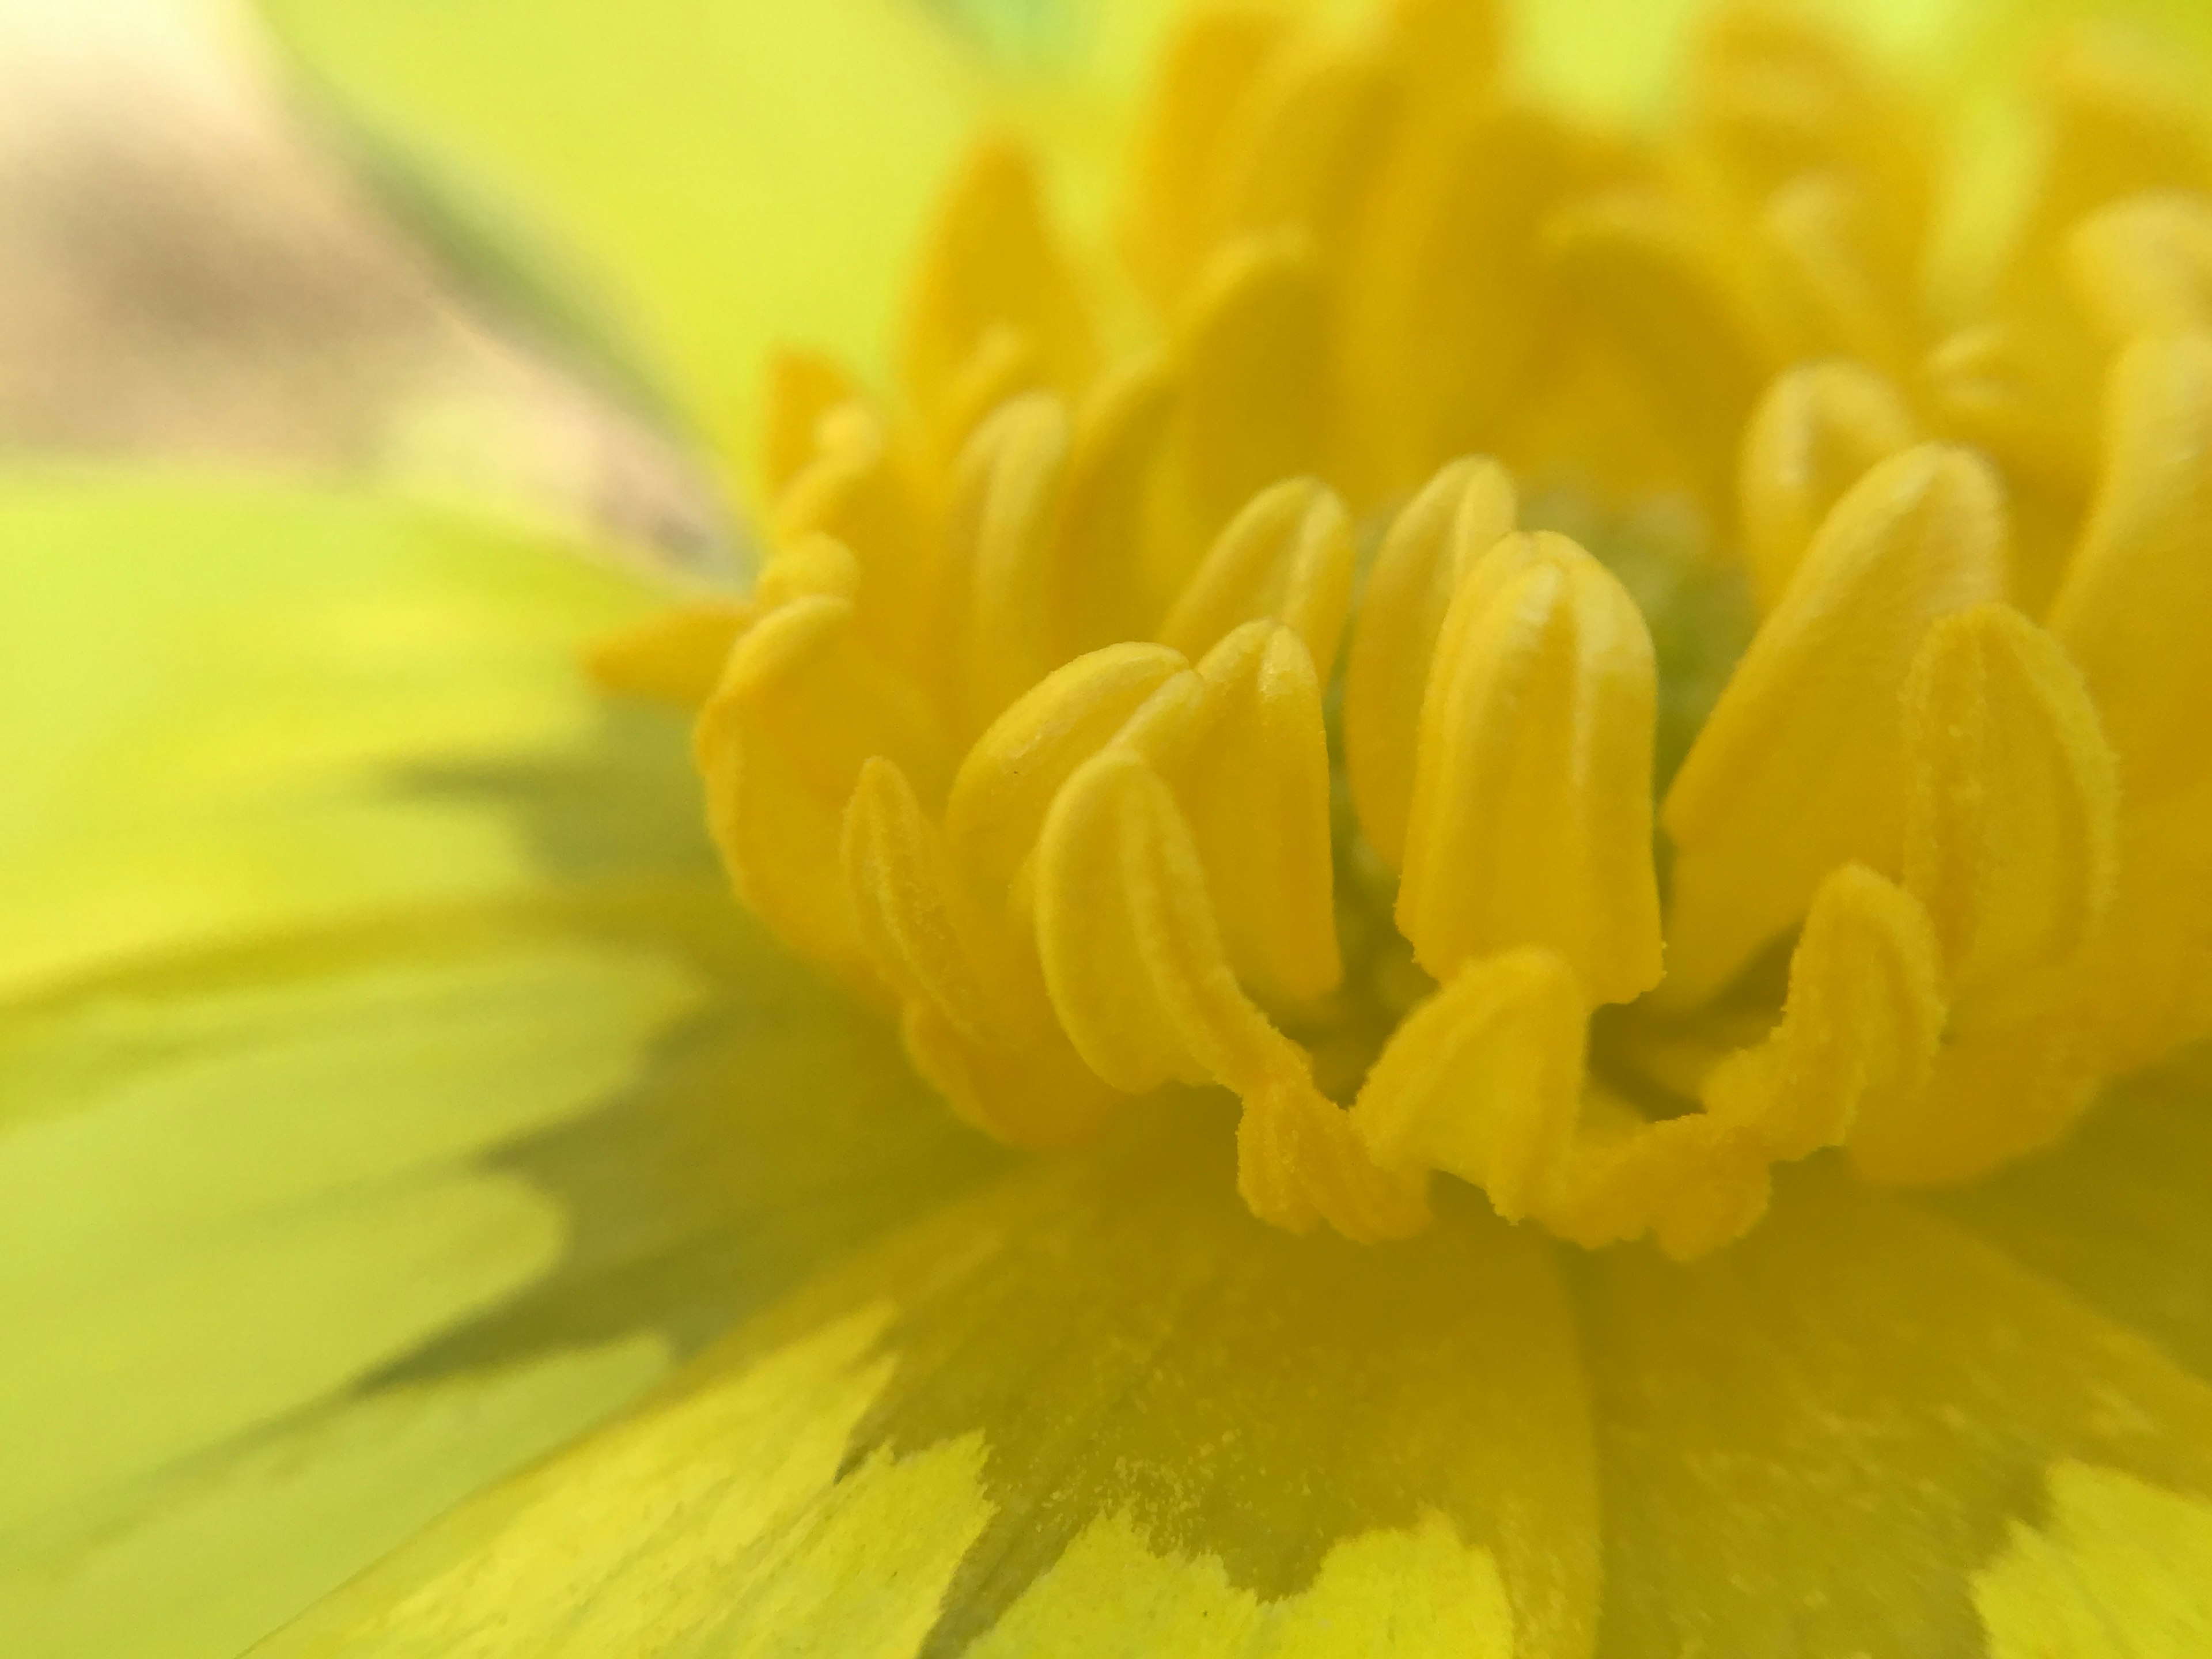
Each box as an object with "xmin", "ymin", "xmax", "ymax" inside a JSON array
[
  {"xmin": 0, "ymin": 0, "xmax": 721, "ymax": 551},
  {"xmin": 10, "ymin": 0, "xmax": 2210, "ymax": 559}
]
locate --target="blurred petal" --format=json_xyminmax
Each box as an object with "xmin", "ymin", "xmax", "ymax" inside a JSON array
[
  {"xmin": 0, "ymin": 1339, "xmax": 668, "ymax": 1659},
  {"xmin": 0, "ymin": 474, "xmax": 667, "ymax": 999},
  {"xmin": 258, "ymin": 0, "xmax": 988, "ymax": 480},
  {"xmin": 1, "ymin": 885, "xmax": 1005, "ymax": 1657},
  {"xmin": 255, "ymin": 1118, "xmax": 1602, "ymax": 1658},
  {"xmin": 1581, "ymin": 1169, "xmax": 2212, "ymax": 1656}
]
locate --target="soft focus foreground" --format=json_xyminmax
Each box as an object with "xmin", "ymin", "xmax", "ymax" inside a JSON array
[{"xmin": 599, "ymin": 0, "xmax": 2212, "ymax": 1258}]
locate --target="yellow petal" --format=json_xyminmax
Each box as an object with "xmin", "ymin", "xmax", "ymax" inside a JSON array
[
  {"xmin": 1173, "ymin": 232, "xmax": 1334, "ymax": 534},
  {"xmin": 2050, "ymin": 331, "xmax": 2212, "ymax": 800},
  {"xmin": 1342, "ymin": 455, "xmax": 1519, "ymax": 867},
  {"xmin": 1118, "ymin": 4, "xmax": 1294, "ymax": 309},
  {"xmin": 1397, "ymin": 531, "xmax": 1663, "ymax": 1005},
  {"xmin": 1936, "ymin": 1052, "xmax": 2212, "ymax": 1381},
  {"xmin": 1701, "ymin": 862, "xmax": 1945, "ymax": 1162},
  {"xmin": 3, "ymin": 1340, "xmax": 667, "ymax": 1659},
  {"xmin": 900, "ymin": 134, "xmax": 1096, "ymax": 425},
  {"xmin": 0, "ymin": 910, "xmax": 699, "ymax": 1590},
  {"xmin": 1737, "ymin": 359, "xmax": 1921, "ymax": 615},
  {"xmin": 256, "ymin": 1112, "xmax": 1599, "ymax": 1658},
  {"xmin": 2069, "ymin": 190, "xmax": 2212, "ymax": 343},
  {"xmin": 1157, "ymin": 475, "xmax": 1358, "ymax": 682},
  {"xmin": 1901, "ymin": 603, "xmax": 2119, "ymax": 1014},
  {"xmin": 1662, "ymin": 444, "xmax": 2009, "ymax": 1004}
]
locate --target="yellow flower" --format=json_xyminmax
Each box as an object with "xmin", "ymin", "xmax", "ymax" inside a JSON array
[{"xmin": 12, "ymin": 0, "xmax": 2212, "ymax": 1654}]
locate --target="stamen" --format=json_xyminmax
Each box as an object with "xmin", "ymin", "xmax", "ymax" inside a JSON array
[
  {"xmin": 1109, "ymin": 624, "xmax": 1342, "ymax": 1009},
  {"xmin": 1173, "ymin": 233, "xmax": 1332, "ymax": 531},
  {"xmin": 695, "ymin": 590, "xmax": 948, "ymax": 987},
  {"xmin": 1902, "ymin": 603, "xmax": 2119, "ymax": 1020},
  {"xmin": 1343, "ymin": 456, "xmax": 1519, "ymax": 866},
  {"xmin": 1737, "ymin": 359, "xmax": 1920, "ymax": 613},
  {"xmin": 1119, "ymin": 5, "xmax": 1294, "ymax": 310},
  {"xmin": 1546, "ymin": 194, "xmax": 1772, "ymax": 502},
  {"xmin": 625, "ymin": 2, "xmax": 2212, "ymax": 1259},
  {"xmin": 1662, "ymin": 444, "xmax": 2009, "ymax": 1006},
  {"xmin": 1396, "ymin": 531, "xmax": 1664, "ymax": 1006},
  {"xmin": 902, "ymin": 134, "xmax": 1094, "ymax": 425},
  {"xmin": 2068, "ymin": 192, "xmax": 2212, "ymax": 343},
  {"xmin": 2050, "ymin": 332, "xmax": 2212, "ymax": 800},
  {"xmin": 774, "ymin": 402, "xmax": 935, "ymax": 671},
  {"xmin": 1203, "ymin": 37, "xmax": 1397, "ymax": 276},
  {"xmin": 936, "ymin": 392, "xmax": 1071, "ymax": 740},
  {"xmin": 1157, "ymin": 476, "xmax": 1357, "ymax": 676},
  {"xmin": 1700, "ymin": 862, "xmax": 1944, "ymax": 1162}
]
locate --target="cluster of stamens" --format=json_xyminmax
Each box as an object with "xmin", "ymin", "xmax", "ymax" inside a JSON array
[{"xmin": 598, "ymin": 0, "xmax": 2212, "ymax": 1257}]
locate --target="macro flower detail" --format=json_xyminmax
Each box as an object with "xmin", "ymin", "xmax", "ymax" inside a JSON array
[
  {"xmin": 16, "ymin": 0, "xmax": 2212, "ymax": 1654},
  {"xmin": 600, "ymin": 0, "xmax": 2212, "ymax": 1266}
]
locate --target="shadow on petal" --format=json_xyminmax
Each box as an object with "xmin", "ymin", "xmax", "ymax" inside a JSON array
[
  {"xmin": 1575, "ymin": 1164, "xmax": 2212, "ymax": 1657},
  {"xmin": 261, "ymin": 1108, "xmax": 1603, "ymax": 1658},
  {"xmin": 1934, "ymin": 1044, "xmax": 2212, "ymax": 1385}
]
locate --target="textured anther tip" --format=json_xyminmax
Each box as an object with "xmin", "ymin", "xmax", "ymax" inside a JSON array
[
  {"xmin": 1157, "ymin": 475, "xmax": 1357, "ymax": 679},
  {"xmin": 1343, "ymin": 455, "xmax": 1518, "ymax": 868},
  {"xmin": 1395, "ymin": 531, "xmax": 1664, "ymax": 1006},
  {"xmin": 943, "ymin": 642, "xmax": 1188, "ymax": 906},
  {"xmin": 1352, "ymin": 947, "xmax": 1586, "ymax": 1221},
  {"xmin": 938, "ymin": 391, "xmax": 1073, "ymax": 740},
  {"xmin": 2050, "ymin": 331, "xmax": 2212, "ymax": 801},
  {"xmin": 1238, "ymin": 1076, "xmax": 1433, "ymax": 1245},
  {"xmin": 587, "ymin": 600, "xmax": 753, "ymax": 709},
  {"xmin": 1661, "ymin": 442, "xmax": 2009, "ymax": 1007},
  {"xmin": 1902, "ymin": 603, "xmax": 2119, "ymax": 1018},
  {"xmin": 1700, "ymin": 862, "xmax": 1945, "ymax": 1164},
  {"xmin": 695, "ymin": 594, "xmax": 948, "ymax": 991},
  {"xmin": 1738, "ymin": 359, "xmax": 1920, "ymax": 613}
]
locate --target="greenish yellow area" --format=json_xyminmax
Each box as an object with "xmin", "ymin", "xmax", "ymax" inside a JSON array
[
  {"xmin": 259, "ymin": 0, "xmax": 986, "ymax": 482},
  {"xmin": 261, "ymin": 1310, "xmax": 994, "ymax": 1658},
  {"xmin": 0, "ymin": 916, "xmax": 706, "ymax": 1652},
  {"xmin": 965, "ymin": 1509, "xmax": 1514, "ymax": 1658},
  {"xmin": 247, "ymin": 1111, "xmax": 1601, "ymax": 1656},
  {"xmin": 1583, "ymin": 1170, "xmax": 2212, "ymax": 1656},
  {"xmin": 1975, "ymin": 1461, "xmax": 2212, "ymax": 1654},
  {"xmin": 0, "ymin": 1338, "xmax": 670, "ymax": 1659},
  {"xmin": 0, "ymin": 476, "xmax": 657, "ymax": 1001}
]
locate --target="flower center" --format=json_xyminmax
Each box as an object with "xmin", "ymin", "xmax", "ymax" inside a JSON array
[{"xmin": 599, "ymin": 0, "xmax": 2212, "ymax": 1258}]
